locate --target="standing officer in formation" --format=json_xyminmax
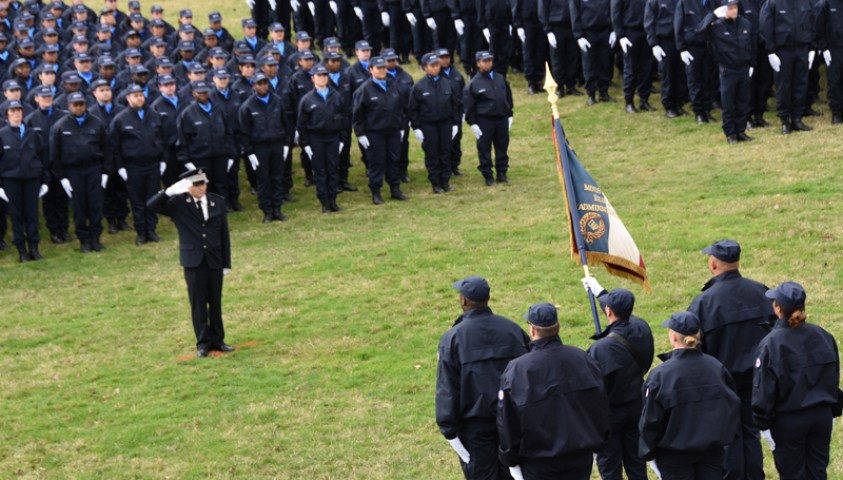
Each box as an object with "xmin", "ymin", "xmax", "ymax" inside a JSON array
[
  {"xmin": 89, "ymin": 79, "xmax": 130, "ymax": 236},
  {"xmin": 382, "ymin": 48, "xmax": 414, "ymax": 183},
  {"xmin": 581, "ymin": 278, "xmax": 654, "ymax": 480},
  {"xmin": 644, "ymin": 0, "xmax": 687, "ymax": 117},
  {"xmin": 612, "ymin": 0, "xmax": 656, "ymax": 113},
  {"xmin": 816, "ymin": 0, "xmax": 843, "ymax": 124},
  {"xmin": 209, "ymin": 68, "xmax": 246, "ymax": 213},
  {"xmin": 436, "ymin": 49, "xmax": 466, "ymax": 177},
  {"xmin": 540, "ymin": 0, "xmax": 582, "ymax": 97},
  {"xmin": 675, "ymin": 0, "xmax": 716, "ymax": 124},
  {"xmin": 436, "ymin": 276, "xmax": 531, "ymax": 480},
  {"xmin": 463, "ymin": 51, "xmax": 513, "ymax": 186},
  {"xmin": 512, "ymin": 0, "xmax": 549, "ymax": 94},
  {"xmin": 497, "ymin": 302, "xmax": 611, "ymax": 480},
  {"xmin": 571, "ymin": 0, "xmax": 615, "ymax": 105},
  {"xmin": 148, "ymin": 169, "xmax": 233, "ymax": 358},
  {"xmin": 752, "ymin": 281, "xmax": 843, "ymax": 480}
]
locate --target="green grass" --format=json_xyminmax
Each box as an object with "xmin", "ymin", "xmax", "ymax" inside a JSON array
[{"xmin": 1, "ymin": 1, "xmax": 842, "ymax": 478}]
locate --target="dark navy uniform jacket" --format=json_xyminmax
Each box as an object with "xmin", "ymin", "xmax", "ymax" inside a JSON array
[
  {"xmin": 463, "ymin": 71, "xmax": 513, "ymax": 124},
  {"xmin": 539, "ymin": 0, "xmax": 574, "ymax": 31},
  {"xmin": 612, "ymin": 0, "xmax": 648, "ymax": 35},
  {"xmin": 751, "ymin": 318, "xmax": 842, "ymax": 429},
  {"xmin": 758, "ymin": 0, "xmax": 816, "ymax": 51},
  {"xmin": 644, "ymin": 0, "xmax": 677, "ymax": 46},
  {"xmin": 347, "ymin": 62, "xmax": 372, "ymax": 95},
  {"xmin": 297, "ymin": 87, "xmax": 349, "ymax": 144},
  {"xmin": 440, "ymin": 66, "xmax": 465, "ymax": 114},
  {"xmin": 687, "ymin": 270, "xmax": 775, "ymax": 375},
  {"xmin": 238, "ymin": 91, "xmax": 290, "ymax": 155},
  {"xmin": 150, "ymin": 96, "xmax": 183, "ymax": 149},
  {"xmin": 435, "ymin": 306, "xmax": 531, "ymax": 439},
  {"xmin": 49, "ymin": 113, "xmax": 112, "ymax": 179},
  {"xmin": 408, "ymin": 74, "xmax": 461, "ymax": 128},
  {"xmin": 352, "ymin": 77, "xmax": 406, "ymax": 136},
  {"xmin": 497, "ymin": 336, "xmax": 611, "ymax": 466},
  {"xmin": 176, "ymin": 101, "xmax": 234, "ymax": 164},
  {"xmin": 697, "ymin": 13, "xmax": 756, "ymax": 68},
  {"xmin": 147, "ymin": 190, "xmax": 231, "ymax": 270},
  {"xmin": 816, "ymin": 0, "xmax": 843, "ymax": 49},
  {"xmin": 674, "ymin": 0, "xmax": 713, "ymax": 50},
  {"xmin": 587, "ymin": 316, "xmax": 655, "ymax": 407},
  {"xmin": 639, "ymin": 348, "xmax": 741, "ymax": 460},
  {"xmin": 570, "ymin": 0, "xmax": 612, "ymax": 37},
  {"xmin": 109, "ymin": 106, "xmax": 166, "ymax": 168},
  {"xmin": 0, "ymin": 124, "xmax": 48, "ymax": 183}
]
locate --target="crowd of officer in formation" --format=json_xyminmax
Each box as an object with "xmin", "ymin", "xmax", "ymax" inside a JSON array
[
  {"xmin": 0, "ymin": 0, "xmax": 520, "ymax": 264},
  {"xmin": 437, "ymin": 240, "xmax": 842, "ymax": 480}
]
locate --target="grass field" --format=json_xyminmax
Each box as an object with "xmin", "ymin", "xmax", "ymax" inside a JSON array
[{"xmin": 1, "ymin": 1, "xmax": 842, "ymax": 478}]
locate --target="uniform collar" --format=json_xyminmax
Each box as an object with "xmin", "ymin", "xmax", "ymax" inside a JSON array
[
  {"xmin": 530, "ymin": 335, "xmax": 562, "ymax": 351},
  {"xmin": 666, "ymin": 347, "xmax": 702, "ymax": 360},
  {"xmin": 453, "ymin": 306, "xmax": 493, "ymax": 326},
  {"xmin": 702, "ymin": 269, "xmax": 742, "ymax": 291}
]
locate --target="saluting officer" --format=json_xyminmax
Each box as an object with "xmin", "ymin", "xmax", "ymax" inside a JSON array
[
  {"xmin": 580, "ymin": 278, "xmax": 654, "ymax": 480},
  {"xmin": 463, "ymin": 51, "xmax": 513, "ymax": 187},
  {"xmin": 687, "ymin": 239, "xmax": 774, "ymax": 480},
  {"xmin": 752, "ymin": 282, "xmax": 842, "ymax": 480},
  {"xmin": 436, "ymin": 276, "xmax": 531, "ymax": 480},
  {"xmin": 408, "ymin": 52, "xmax": 460, "ymax": 194},
  {"xmin": 497, "ymin": 302, "xmax": 611, "ymax": 480},
  {"xmin": 639, "ymin": 311, "xmax": 741, "ymax": 479}
]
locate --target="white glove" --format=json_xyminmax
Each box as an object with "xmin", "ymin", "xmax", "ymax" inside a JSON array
[
  {"xmin": 509, "ymin": 25, "xmax": 512, "ymax": 36},
  {"xmin": 358, "ymin": 135, "xmax": 370, "ymax": 149},
  {"xmin": 329, "ymin": 0, "xmax": 338, "ymax": 14},
  {"xmin": 413, "ymin": 129, "xmax": 424, "ymax": 143},
  {"xmin": 470, "ymin": 124, "xmax": 482, "ymax": 139},
  {"xmin": 447, "ymin": 437, "xmax": 471, "ymax": 464},
  {"xmin": 427, "ymin": 17, "xmax": 437, "ymax": 30},
  {"xmin": 714, "ymin": 5, "xmax": 728, "ymax": 17},
  {"xmin": 577, "ymin": 37, "xmax": 591, "ymax": 52},
  {"xmin": 509, "ymin": 466, "xmax": 525, "ymax": 480},
  {"xmin": 354, "ymin": 6, "xmax": 363, "ymax": 20},
  {"xmin": 223, "ymin": 268, "xmax": 230, "ymax": 276},
  {"xmin": 307, "ymin": 1, "xmax": 316, "ymax": 16},
  {"xmin": 619, "ymin": 36, "xmax": 632, "ymax": 54},
  {"xmin": 483, "ymin": 28, "xmax": 491, "ymax": 43},
  {"xmin": 38, "ymin": 184, "xmax": 48, "ymax": 197},
  {"xmin": 227, "ymin": 159, "xmax": 233, "ymax": 172},
  {"xmin": 749, "ymin": 67, "xmax": 754, "ymax": 77},
  {"xmin": 101, "ymin": 174, "xmax": 108, "ymax": 189},
  {"xmin": 454, "ymin": 18, "xmax": 464, "ymax": 35},
  {"xmin": 0, "ymin": 187, "xmax": 7, "ymax": 202},
  {"xmin": 160, "ymin": 162, "xmax": 166, "ymax": 175},
  {"xmin": 609, "ymin": 31, "xmax": 617, "ymax": 47},
  {"xmin": 381, "ymin": 11, "xmax": 390, "ymax": 26},
  {"xmin": 406, "ymin": 12, "xmax": 417, "ymax": 26},
  {"xmin": 648, "ymin": 460, "xmax": 663, "ymax": 480},
  {"xmin": 290, "ymin": 0, "xmax": 300, "ymax": 11},
  {"xmin": 304, "ymin": 145, "xmax": 313, "ymax": 158},
  {"xmin": 808, "ymin": 50, "xmax": 815, "ymax": 70},
  {"xmin": 60, "ymin": 178, "xmax": 73, "ymax": 198},
  {"xmin": 118, "ymin": 168, "xmax": 128, "ymax": 181},
  {"xmin": 185, "ymin": 162, "xmax": 196, "ymax": 171},
  {"xmin": 294, "ymin": 130, "xmax": 300, "ymax": 146},
  {"xmin": 248, "ymin": 153, "xmax": 259, "ymax": 170},
  {"xmin": 507, "ymin": 117, "xmax": 512, "ymax": 130},
  {"xmin": 517, "ymin": 27, "xmax": 526, "ymax": 43},
  {"xmin": 338, "ymin": 142, "xmax": 344, "ymax": 153},
  {"xmin": 283, "ymin": 146, "xmax": 290, "ymax": 158},
  {"xmin": 451, "ymin": 125, "xmax": 458, "ymax": 139},
  {"xmin": 246, "ymin": 0, "xmax": 255, "ymax": 10},
  {"xmin": 761, "ymin": 430, "xmax": 776, "ymax": 451},
  {"xmin": 268, "ymin": 0, "xmax": 277, "ymax": 8},
  {"xmin": 768, "ymin": 53, "xmax": 781, "ymax": 72},
  {"xmin": 652, "ymin": 45, "xmax": 665, "ymax": 62},
  {"xmin": 400, "ymin": 129, "xmax": 405, "ymax": 141},
  {"xmin": 547, "ymin": 32, "xmax": 557, "ymax": 49},
  {"xmin": 165, "ymin": 178, "xmax": 192, "ymax": 196},
  {"xmin": 680, "ymin": 50, "xmax": 694, "ymax": 66},
  {"xmin": 581, "ymin": 276, "xmax": 604, "ymax": 295},
  {"xmin": 823, "ymin": 49, "xmax": 832, "ymax": 66}
]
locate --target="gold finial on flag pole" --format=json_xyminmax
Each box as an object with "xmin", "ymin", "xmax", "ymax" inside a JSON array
[{"xmin": 543, "ymin": 62, "xmax": 559, "ymax": 120}]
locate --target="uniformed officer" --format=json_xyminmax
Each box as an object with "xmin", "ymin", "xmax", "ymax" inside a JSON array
[
  {"xmin": 382, "ymin": 48, "xmax": 414, "ymax": 184},
  {"xmin": 612, "ymin": 0, "xmax": 656, "ymax": 112},
  {"xmin": 436, "ymin": 49, "xmax": 466, "ymax": 176},
  {"xmin": 639, "ymin": 312, "xmax": 741, "ymax": 479},
  {"xmin": 285, "ymin": 50, "xmax": 317, "ymax": 189},
  {"xmin": 348, "ymin": 41, "xmax": 373, "ymax": 168},
  {"xmin": 408, "ymin": 52, "xmax": 460, "ymax": 193},
  {"xmin": 110, "ymin": 84, "xmax": 166, "ymax": 246},
  {"xmin": 816, "ymin": 0, "xmax": 843, "ymax": 124},
  {"xmin": 687, "ymin": 239, "xmax": 774, "ymax": 480},
  {"xmin": 89, "ymin": 79, "xmax": 130, "ymax": 236},
  {"xmin": 0, "ymin": 100, "xmax": 48, "ymax": 262},
  {"xmin": 644, "ymin": 0, "xmax": 687, "ymax": 117},
  {"xmin": 209, "ymin": 68, "xmax": 245, "ymax": 212},
  {"xmin": 297, "ymin": 63, "xmax": 349, "ymax": 212},
  {"xmin": 540, "ymin": 0, "xmax": 582, "ymax": 97},
  {"xmin": 674, "ymin": 0, "xmax": 715, "ymax": 123},
  {"xmin": 436, "ymin": 276, "xmax": 531, "ymax": 480},
  {"xmin": 463, "ymin": 51, "xmax": 513, "ymax": 186},
  {"xmin": 352, "ymin": 56, "xmax": 408, "ymax": 204},
  {"xmin": 513, "ymin": 0, "xmax": 550, "ymax": 94},
  {"xmin": 570, "ymin": 0, "xmax": 615, "ymax": 104},
  {"xmin": 752, "ymin": 282, "xmax": 843, "ymax": 480},
  {"xmin": 147, "ymin": 169, "xmax": 234, "ymax": 358},
  {"xmin": 580, "ymin": 278, "xmax": 654, "ymax": 480},
  {"xmin": 698, "ymin": 0, "xmax": 756, "ymax": 144},
  {"xmin": 475, "ymin": 0, "xmax": 512, "ymax": 74},
  {"xmin": 50, "ymin": 91, "xmax": 112, "ymax": 253},
  {"xmin": 150, "ymin": 74, "xmax": 183, "ymax": 189},
  {"xmin": 497, "ymin": 302, "xmax": 611, "ymax": 480},
  {"xmin": 322, "ymin": 50, "xmax": 358, "ymax": 193}
]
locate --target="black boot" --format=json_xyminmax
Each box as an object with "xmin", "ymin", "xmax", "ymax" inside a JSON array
[
  {"xmin": 146, "ymin": 231, "xmax": 162, "ymax": 242},
  {"xmin": 91, "ymin": 237, "xmax": 106, "ymax": 252},
  {"xmin": 80, "ymin": 241, "xmax": 92, "ymax": 253},
  {"xmin": 400, "ymin": 170, "xmax": 411, "ymax": 183},
  {"xmin": 754, "ymin": 114, "xmax": 770, "ymax": 127},
  {"xmin": 29, "ymin": 242, "xmax": 44, "ymax": 260},
  {"xmin": 304, "ymin": 171, "xmax": 314, "ymax": 187},
  {"xmin": 330, "ymin": 197, "xmax": 342, "ymax": 212},
  {"xmin": 262, "ymin": 209, "xmax": 273, "ymax": 223},
  {"xmin": 107, "ymin": 217, "xmax": 119, "ymax": 234},
  {"xmin": 371, "ymin": 189, "xmax": 384, "ymax": 205},
  {"xmin": 390, "ymin": 186, "xmax": 408, "ymax": 201},
  {"xmin": 18, "ymin": 245, "xmax": 30, "ymax": 263},
  {"xmin": 118, "ymin": 218, "xmax": 132, "ymax": 231},
  {"xmin": 781, "ymin": 117, "xmax": 792, "ymax": 135},
  {"xmin": 832, "ymin": 113, "xmax": 843, "ymax": 125},
  {"xmin": 639, "ymin": 99, "xmax": 657, "ymax": 112},
  {"xmin": 587, "ymin": 94, "xmax": 597, "ymax": 106},
  {"xmin": 791, "ymin": 118, "xmax": 813, "ymax": 131},
  {"xmin": 272, "ymin": 207, "xmax": 288, "ymax": 221},
  {"xmin": 320, "ymin": 198, "xmax": 331, "ymax": 213},
  {"xmin": 432, "ymin": 184, "xmax": 444, "ymax": 194}
]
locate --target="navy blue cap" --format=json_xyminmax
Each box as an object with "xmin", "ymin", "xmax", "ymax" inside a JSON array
[
  {"xmin": 155, "ymin": 56, "xmax": 173, "ymax": 67},
  {"xmin": 661, "ymin": 311, "xmax": 701, "ymax": 335},
  {"xmin": 67, "ymin": 91, "xmax": 86, "ymax": 103},
  {"xmin": 324, "ymin": 37, "xmax": 341, "ymax": 48},
  {"xmin": 63, "ymin": 73, "xmax": 82, "ymax": 84},
  {"xmin": 296, "ymin": 31, "xmax": 311, "ymax": 41},
  {"xmin": 702, "ymin": 239, "xmax": 741, "ymax": 263},
  {"xmin": 476, "ymin": 50, "xmax": 494, "ymax": 61},
  {"xmin": 41, "ymin": 12, "xmax": 56, "ymax": 21},
  {"xmin": 323, "ymin": 50, "xmax": 341, "ymax": 60},
  {"xmin": 260, "ymin": 55, "xmax": 279, "ymax": 66},
  {"xmin": 188, "ymin": 63, "xmax": 206, "ymax": 73},
  {"xmin": 34, "ymin": 63, "xmax": 57, "ymax": 75},
  {"xmin": 129, "ymin": 12, "xmax": 144, "ymax": 22},
  {"xmin": 765, "ymin": 282, "xmax": 806, "ymax": 310},
  {"xmin": 355, "ymin": 40, "xmax": 372, "ymax": 51},
  {"xmin": 72, "ymin": 4, "xmax": 87, "ymax": 12},
  {"xmin": 151, "ymin": 37, "xmax": 168, "ymax": 47},
  {"xmin": 0, "ymin": 33, "xmax": 8, "ymax": 43},
  {"xmin": 2, "ymin": 99, "xmax": 23, "ymax": 112},
  {"xmin": 71, "ymin": 35, "xmax": 89, "ymax": 44},
  {"xmin": 178, "ymin": 23, "xmax": 194, "ymax": 33},
  {"xmin": 125, "ymin": 83, "xmax": 144, "ymax": 94},
  {"xmin": 203, "ymin": 28, "xmax": 216, "ymax": 37},
  {"xmin": 178, "ymin": 40, "xmax": 195, "ymax": 51},
  {"xmin": 97, "ymin": 23, "xmax": 112, "ymax": 32},
  {"xmin": 91, "ymin": 78, "xmax": 110, "ymax": 89},
  {"xmin": 453, "ymin": 276, "xmax": 490, "ymax": 302},
  {"xmin": 726, "ymin": 0, "xmax": 739, "ymax": 4},
  {"xmin": 421, "ymin": 52, "xmax": 439, "ymax": 65},
  {"xmin": 212, "ymin": 68, "xmax": 230, "ymax": 79},
  {"xmin": 157, "ymin": 73, "xmax": 176, "ymax": 84},
  {"xmin": 33, "ymin": 85, "xmax": 53, "ymax": 97},
  {"xmin": 70, "ymin": 21, "xmax": 88, "ymax": 31},
  {"xmin": 209, "ymin": 47, "xmax": 228, "ymax": 58},
  {"xmin": 179, "ymin": 9, "xmax": 193, "ymax": 17},
  {"xmin": 74, "ymin": 52, "xmax": 92, "ymax": 61},
  {"xmin": 270, "ymin": 22, "xmax": 285, "ymax": 31},
  {"xmin": 124, "ymin": 47, "xmax": 142, "ymax": 57},
  {"xmin": 150, "ymin": 18, "xmax": 165, "ymax": 27},
  {"xmin": 209, "ymin": 12, "xmax": 222, "ymax": 22},
  {"xmin": 369, "ymin": 56, "xmax": 386, "ymax": 68},
  {"xmin": 238, "ymin": 55, "xmax": 257, "ymax": 65},
  {"xmin": 42, "ymin": 27, "xmax": 58, "ymax": 36},
  {"xmin": 2, "ymin": 79, "xmax": 21, "ymax": 90},
  {"xmin": 17, "ymin": 37, "xmax": 34, "ymax": 48},
  {"xmin": 435, "ymin": 48, "xmax": 450, "ymax": 57},
  {"xmin": 10, "ymin": 58, "xmax": 29, "ymax": 71},
  {"xmin": 130, "ymin": 64, "xmax": 149, "ymax": 75},
  {"xmin": 234, "ymin": 41, "xmax": 251, "ymax": 53},
  {"xmin": 242, "ymin": 18, "xmax": 257, "ymax": 28},
  {"xmin": 597, "ymin": 288, "xmax": 635, "ymax": 318},
  {"xmin": 150, "ymin": 4, "xmax": 163, "ymax": 11},
  {"xmin": 129, "ymin": 0, "xmax": 141, "ymax": 8},
  {"xmin": 98, "ymin": 56, "xmax": 116, "ymax": 67},
  {"xmin": 312, "ymin": 63, "xmax": 328, "ymax": 75},
  {"xmin": 123, "ymin": 28, "xmax": 140, "ymax": 39},
  {"xmin": 191, "ymin": 80, "xmax": 211, "ymax": 93},
  {"xmin": 523, "ymin": 302, "xmax": 559, "ymax": 327},
  {"xmin": 298, "ymin": 50, "xmax": 314, "ymax": 60},
  {"xmin": 381, "ymin": 48, "xmax": 398, "ymax": 60},
  {"xmin": 252, "ymin": 72, "xmax": 269, "ymax": 83},
  {"xmin": 38, "ymin": 44, "xmax": 59, "ymax": 54}
]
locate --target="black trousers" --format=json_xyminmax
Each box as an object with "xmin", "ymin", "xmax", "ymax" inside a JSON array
[
  {"xmin": 409, "ymin": 4, "xmax": 434, "ymax": 60},
  {"xmin": 43, "ymin": 175, "xmax": 69, "ymax": 235},
  {"xmin": 457, "ymin": 421, "xmax": 513, "ymax": 480},
  {"xmin": 339, "ymin": 130, "xmax": 352, "ymax": 184},
  {"xmin": 487, "ymin": 21, "xmax": 512, "ymax": 75},
  {"xmin": 420, "ymin": 120, "xmax": 453, "ymax": 187},
  {"xmin": 826, "ymin": 46, "xmax": 843, "ymax": 115},
  {"xmin": 431, "ymin": 9, "xmax": 457, "ymax": 54},
  {"xmin": 308, "ymin": 132, "xmax": 340, "ymax": 203},
  {"xmin": 596, "ymin": 400, "xmax": 648, "ymax": 480},
  {"xmin": 398, "ymin": 124, "xmax": 410, "ymax": 175},
  {"xmin": 2, "ymin": 176, "xmax": 40, "ymax": 248},
  {"xmin": 520, "ymin": 19, "xmax": 549, "ymax": 87},
  {"xmin": 126, "ymin": 163, "xmax": 160, "ymax": 234},
  {"xmin": 723, "ymin": 371, "xmax": 764, "ymax": 480},
  {"xmin": 161, "ymin": 144, "xmax": 181, "ymax": 187},
  {"xmin": 293, "ymin": 3, "xmax": 316, "ymax": 40},
  {"xmin": 365, "ymin": 130, "xmax": 401, "ymax": 191},
  {"xmin": 103, "ymin": 169, "xmax": 129, "ymax": 222},
  {"xmin": 273, "ymin": 0, "xmax": 293, "ymax": 34},
  {"xmin": 622, "ymin": 29, "xmax": 654, "ymax": 104},
  {"xmin": 66, "ymin": 164, "xmax": 104, "ymax": 243},
  {"xmin": 582, "ymin": 28, "xmax": 613, "ymax": 95},
  {"xmin": 253, "ymin": 143, "xmax": 285, "ymax": 212},
  {"xmin": 313, "ymin": 0, "xmax": 336, "ymax": 46},
  {"xmin": 656, "ymin": 35, "xmax": 687, "ymax": 111},
  {"xmin": 775, "ymin": 45, "xmax": 810, "ymax": 120},
  {"xmin": 252, "ymin": 0, "xmax": 273, "ymax": 38},
  {"xmin": 549, "ymin": 25, "xmax": 579, "ymax": 90},
  {"xmin": 520, "ymin": 452, "xmax": 593, "ymax": 479},
  {"xmin": 475, "ymin": 116, "xmax": 509, "ymax": 178},
  {"xmin": 336, "ymin": 0, "xmax": 363, "ymax": 54},
  {"xmin": 458, "ymin": 15, "xmax": 483, "ymax": 76},
  {"xmin": 451, "ymin": 123, "xmax": 463, "ymax": 171},
  {"xmin": 359, "ymin": 2, "xmax": 384, "ymax": 55},
  {"xmin": 719, "ymin": 65, "xmax": 752, "ymax": 137},
  {"xmin": 751, "ymin": 45, "xmax": 774, "ymax": 116},
  {"xmin": 386, "ymin": 2, "xmax": 412, "ymax": 56},
  {"xmin": 655, "ymin": 448, "xmax": 724, "ymax": 480},
  {"xmin": 226, "ymin": 155, "xmax": 242, "ymax": 203},
  {"xmin": 770, "ymin": 404, "xmax": 833, "ymax": 480},
  {"xmin": 685, "ymin": 43, "xmax": 716, "ymax": 114},
  {"xmin": 183, "ymin": 258, "xmax": 225, "ymax": 349},
  {"xmin": 193, "ymin": 155, "xmax": 228, "ymax": 199}
]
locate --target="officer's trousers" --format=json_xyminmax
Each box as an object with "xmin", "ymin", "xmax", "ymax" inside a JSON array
[
  {"xmin": 410, "ymin": 3, "xmax": 434, "ymax": 60},
  {"xmin": 451, "ymin": 122, "xmax": 463, "ymax": 172},
  {"xmin": 458, "ymin": 16, "xmax": 483, "ymax": 76},
  {"xmin": 723, "ymin": 371, "xmax": 764, "ymax": 480},
  {"xmin": 66, "ymin": 164, "xmax": 104, "ymax": 243},
  {"xmin": 103, "ymin": 168, "xmax": 129, "ymax": 223},
  {"xmin": 751, "ymin": 45, "xmax": 774, "ymax": 117},
  {"xmin": 774, "ymin": 45, "xmax": 810, "ymax": 120},
  {"xmin": 184, "ymin": 258, "xmax": 225, "ymax": 349},
  {"xmin": 548, "ymin": 24, "xmax": 579, "ymax": 91},
  {"xmin": 596, "ymin": 400, "xmax": 647, "ymax": 480},
  {"xmin": 359, "ymin": 2, "xmax": 384, "ymax": 55},
  {"xmin": 431, "ymin": 9, "xmax": 457, "ymax": 54},
  {"xmin": 520, "ymin": 451, "xmax": 593, "ymax": 479},
  {"xmin": 339, "ymin": 130, "xmax": 352, "ymax": 184},
  {"xmin": 43, "ymin": 175, "xmax": 69, "ymax": 235},
  {"xmin": 457, "ymin": 420, "xmax": 512, "ymax": 480},
  {"xmin": 126, "ymin": 163, "xmax": 160, "ymax": 235},
  {"xmin": 685, "ymin": 43, "xmax": 715, "ymax": 115},
  {"xmin": 475, "ymin": 116, "xmax": 509, "ymax": 179},
  {"xmin": 420, "ymin": 120, "xmax": 452, "ymax": 187},
  {"xmin": 622, "ymin": 29, "xmax": 654, "ymax": 104},
  {"xmin": 365, "ymin": 130, "xmax": 401, "ymax": 191},
  {"xmin": 719, "ymin": 65, "xmax": 751, "ymax": 137},
  {"xmin": 826, "ymin": 46, "xmax": 843, "ymax": 115},
  {"xmin": 487, "ymin": 21, "xmax": 512, "ymax": 75},
  {"xmin": 655, "ymin": 35, "xmax": 686, "ymax": 111},
  {"xmin": 308, "ymin": 132, "xmax": 340, "ymax": 204},
  {"xmin": 581, "ymin": 28, "xmax": 612, "ymax": 96},
  {"xmin": 253, "ymin": 143, "xmax": 285, "ymax": 212},
  {"xmin": 520, "ymin": 19, "xmax": 548, "ymax": 88},
  {"xmin": 770, "ymin": 404, "xmax": 833, "ymax": 480},
  {"xmin": 386, "ymin": 2, "xmax": 412, "ymax": 56},
  {"xmin": 2, "ymin": 177, "xmax": 40, "ymax": 248},
  {"xmin": 655, "ymin": 447, "xmax": 724, "ymax": 480}
]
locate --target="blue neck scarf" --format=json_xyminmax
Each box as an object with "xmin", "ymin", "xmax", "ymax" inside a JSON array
[{"xmin": 373, "ymin": 78, "xmax": 387, "ymax": 91}]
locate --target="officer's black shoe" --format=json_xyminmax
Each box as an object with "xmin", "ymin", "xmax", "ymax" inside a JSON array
[
  {"xmin": 792, "ymin": 118, "xmax": 813, "ymax": 131},
  {"xmin": 19, "ymin": 250, "xmax": 30, "ymax": 263},
  {"xmin": 197, "ymin": 347, "xmax": 209, "ymax": 357},
  {"xmin": 695, "ymin": 114, "xmax": 707, "ymax": 124},
  {"xmin": 226, "ymin": 203, "xmax": 235, "ymax": 212},
  {"xmin": 341, "ymin": 182, "xmax": 358, "ymax": 192},
  {"xmin": 781, "ymin": 119, "xmax": 792, "ymax": 135},
  {"xmin": 390, "ymin": 187, "xmax": 408, "ymax": 201},
  {"xmin": 330, "ymin": 199, "xmax": 342, "ymax": 212},
  {"xmin": 50, "ymin": 233, "xmax": 63, "ymax": 244},
  {"xmin": 61, "ymin": 231, "xmax": 72, "ymax": 242},
  {"xmin": 754, "ymin": 115, "xmax": 770, "ymax": 127},
  {"xmin": 283, "ymin": 193, "xmax": 297, "ymax": 203},
  {"xmin": 118, "ymin": 218, "xmax": 132, "ymax": 231},
  {"xmin": 80, "ymin": 242, "xmax": 92, "ymax": 253},
  {"xmin": 705, "ymin": 111, "xmax": 717, "ymax": 122},
  {"xmin": 215, "ymin": 343, "xmax": 235, "ymax": 352},
  {"xmin": 832, "ymin": 113, "xmax": 843, "ymax": 125},
  {"xmin": 107, "ymin": 218, "xmax": 119, "ymax": 234},
  {"xmin": 625, "ymin": 103, "xmax": 638, "ymax": 114},
  {"xmin": 272, "ymin": 208, "xmax": 288, "ymax": 221},
  {"xmin": 496, "ymin": 175, "xmax": 510, "ymax": 184},
  {"xmin": 587, "ymin": 95, "xmax": 597, "ymax": 106},
  {"xmin": 400, "ymin": 173, "xmax": 411, "ymax": 183},
  {"xmin": 599, "ymin": 93, "xmax": 616, "ymax": 103},
  {"xmin": 639, "ymin": 100, "xmax": 657, "ymax": 112},
  {"xmin": 146, "ymin": 231, "xmax": 162, "ymax": 242},
  {"xmin": 451, "ymin": 168, "xmax": 462, "ymax": 176},
  {"xmin": 746, "ymin": 118, "xmax": 756, "ymax": 130},
  {"xmin": 230, "ymin": 199, "xmax": 244, "ymax": 211},
  {"xmin": 726, "ymin": 135, "xmax": 739, "ymax": 144},
  {"xmin": 262, "ymin": 210, "xmax": 273, "ymax": 224},
  {"xmin": 29, "ymin": 243, "xmax": 43, "ymax": 261},
  {"xmin": 567, "ymin": 87, "xmax": 584, "ymax": 96},
  {"xmin": 528, "ymin": 85, "xmax": 539, "ymax": 95},
  {"xmin": 665, "ymin": 109, "xmax": 679, "ymax": 119},
  {"xmin": 443, "ymin": 184, "xmax": 454, "ymax": 192},
  {"xmin": 433, "ymin": 185, "xmax": 445, "ymax": 194},
  {"xmin": 804, "ymin": 107, "xmax": 821, "ymax": 117},
  {"xmin": 484, "ymin": 177, "xmax": 496, "ymax": 186},
  {"xmin": 304, "ymin": 175, "xmax": 314, "ymax": 187},
  {"xmin": 736, "ymin": 132, "xmax": 754, "ymax": 142},
  {"xmin": 321, "ymin": 203, "xmax": 331, "ymax": 213},
  {"xmin": 135, "ymin": 234, "xmax": 147, "ymax": 245},
  {"xmin": 91, "ymin": 239, "xmax": 106, "ymax": 252},
  {"xmin": 372, "ymin": 191, "xmax": 385, "ymax": 205}
]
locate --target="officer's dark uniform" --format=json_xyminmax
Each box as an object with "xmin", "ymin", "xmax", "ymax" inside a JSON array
[
  {"xmin": 353, "ymin": 0, "xmax": 385, "ymax": 55},
  {"xmin": 423, "ymin": 0, "xmax": 458, "ymax": 54},
  {"xmin": 540, "ymin": 0, "xmax": 580, "ymax": 94},
  {"xmin": 752, "ymin": 282, "xmax": 843, "ymax": 480},
  {"xmin": 325, "ymin": 53, "xmax": 357, "ymax": 191},
  {"xmin": 110, "ymin": 100, "xmax": 166, "ymax": 242},
  {"xmin": 644, "ymin": 0, "xmax": 687, "ymax": 116},
  {"xmin": 408, "ymin": 55, "xmax": 460, "ymax": 191},
  {"xmin": 674, "ymin": 0, "xmax": 715, "ymax": 120},
  {"xmin": 697, "ymin": 6, "xmax": 756, "ymax": 142},
  {"xmin": 383, "ymin": 55, "xmax": 413, "ymax": 181},
  {"xmin": 463, "ymin": 56, "xmax": 513, "ymax": 184},
  {"xmin": 498, "ymin": 304, "xmax": 611, "ymax": 479},
  {"xmin": 817, "ymin": 0, "xmax": 843, "ymax": 123},
  {"xmin": 740, "ymin": 0, "xmax": 774, "ymax": 127},
  {"xmin": 513, "ymin": 0, "xmax": 550, "ymax": 92},
  {"xmin": 571, "ymin": 0, "xmax": 613, "ymax": 100},
  {"xmin": 284, "ymin": 59, "xmax": 316, "ymax": 187},
  {"xmin": 89, "ymin": 90, "xmax": 130, "ymax": 234},
  {"xmin": 176, "ymin": 87, "xmax": 233, "ymax": 198},
  {"xmin": 612, "ymin": 0, "xmax": 655, "ymax": 110},
  {"xmin": 149, "ymin": 77, "xmax": 184, "ymax": 188},
  {"xmin": 209, "ymin": 79, "xmax": 244, "ymax": 211},
  {"xmin": 438, "ymin": 54, "xmax": 465, "ymax": 175},
  {"xmin": 476, "ymin": 0, "xmax": 513, "ymax": 74},
  {"xmin": 26, "ymin": 104, "xmax": 68, "ymax": 242}
]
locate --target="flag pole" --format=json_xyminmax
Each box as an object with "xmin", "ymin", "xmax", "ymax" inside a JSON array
[{"xmin": 544, "ymin": 63, "xmax": 602, "ymax": 337}]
